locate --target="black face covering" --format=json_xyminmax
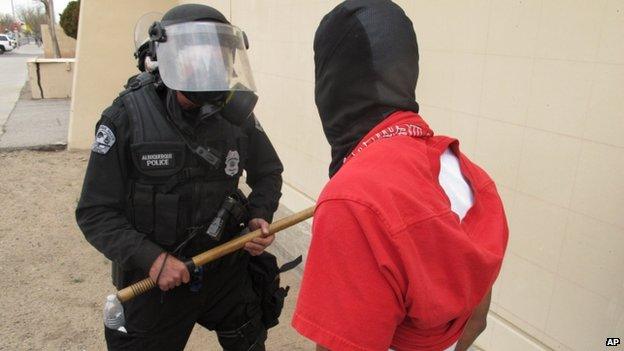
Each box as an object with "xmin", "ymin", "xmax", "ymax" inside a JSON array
[
  {"xmin": 182, "ymin": 91, "xmax": 227, "ymax": 106},
  {"xmin": 314, "ymin": 0, "xmax": 420, "ymax": 177},
  {"xmin": 179, "ymin": 89, "xmax": 259, "ymax": 126}
]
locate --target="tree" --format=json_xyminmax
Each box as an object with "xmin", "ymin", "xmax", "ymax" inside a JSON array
[
  {"xmin": 0, "ymin": 13, "xmax": 15, "ymax": 32},
  {"xmin": 59, "ymin": 0, "xmax": 79, "ymax": 39},
  {"xmin": 17, "ymin": 6, "xmax": 47, "ymax": 38}
]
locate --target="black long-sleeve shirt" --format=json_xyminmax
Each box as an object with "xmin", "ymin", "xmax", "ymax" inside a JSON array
[{"xmin": 76, "ymin": 98, "xmax": 283, "ymax": 274}]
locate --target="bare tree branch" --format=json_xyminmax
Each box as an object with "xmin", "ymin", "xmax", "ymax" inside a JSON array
[
  {"xmin": 36, "ymin": 0, "xmax": 49, "ymax": 16},
  {"xmin": 0, "ymin": 13, "xmax": 16, "ymax": 32},
  {"xmin": 17, "ymin": 5, "xmax": 47, "ymax": 37}
]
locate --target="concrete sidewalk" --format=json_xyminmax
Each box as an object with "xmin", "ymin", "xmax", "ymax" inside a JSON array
[
  {"xmin": 0, "ymin": 44, "xmax": 43, "ymax": 133},
  {"xmin": 0, "ymin": 84, "xmax": 70, "ymax": 151},
  {"xmin": 0, "ymin": 43, "xmax": 70, "ymax": 151}
]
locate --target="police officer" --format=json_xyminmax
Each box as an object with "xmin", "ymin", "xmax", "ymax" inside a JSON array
[{"xmin": 76, "ymin": 4, "xmax": 283, "ymax": 350}]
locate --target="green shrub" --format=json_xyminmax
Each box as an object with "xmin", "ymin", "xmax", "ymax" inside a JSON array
[{"xmin": 59, "ymin": 1, "xmax": 79, "ymax": 39}]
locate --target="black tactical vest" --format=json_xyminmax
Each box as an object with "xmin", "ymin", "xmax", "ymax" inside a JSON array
[{"xmin": 119, "ymin": 73, "xmax": 249, "ymax": 255}]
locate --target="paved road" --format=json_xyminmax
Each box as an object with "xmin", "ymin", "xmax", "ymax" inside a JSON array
[{"xmin": 0, "ymin": 44, "xmax": 43, "ymax": 133}]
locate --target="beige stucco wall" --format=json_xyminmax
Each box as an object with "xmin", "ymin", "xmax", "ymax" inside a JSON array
[
  {"xmin": 41, "ymin": 24, "xmax": 76, "ymax": 58},
  {"xmin": 228, "ymin": 1, "xmax": 331, "ymax": 210},
  {"xmin": 228, "ymin": 1, "xmax": 624, "ymax": 350},
  {"xmin": 27, "ymin": 59, "xmax": 75, "ymax": 99},
  {"xmin": 399, "ymin": 2, "xmax": 624, "ymax": 350},
  {"xmin": 68, "ymin": 1, "xmax": 623, "ymax": 350},
  {"xmin": 67, "ymin": 0, "xmax": 179, "ymax": 149}
]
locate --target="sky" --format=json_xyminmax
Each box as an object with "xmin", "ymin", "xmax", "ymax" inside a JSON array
[{"xmin": 0, "ymin": 0, "xmax": 71, "ymax": 20}]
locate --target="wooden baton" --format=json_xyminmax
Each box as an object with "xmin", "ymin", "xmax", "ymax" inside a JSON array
[{"xmin": 116, "ymin": 206, "xmax": 315, "ymax": 303}]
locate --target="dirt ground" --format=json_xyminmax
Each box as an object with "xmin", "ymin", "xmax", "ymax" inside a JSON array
[{"xmin": 0, "ymin": 150, "xmax": 312, "ymax": 350}]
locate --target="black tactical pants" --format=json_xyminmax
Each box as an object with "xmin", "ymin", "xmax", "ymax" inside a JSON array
[{"xmin": 105, "ymin": 251, "xmax": 267, "ymax": 351}]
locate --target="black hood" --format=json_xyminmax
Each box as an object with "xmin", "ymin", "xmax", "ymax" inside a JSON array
[{"xmin": 314, "ymin": 0, "xmax": 419, "ymax": 177}]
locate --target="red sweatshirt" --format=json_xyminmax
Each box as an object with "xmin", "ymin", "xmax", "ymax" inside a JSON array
[{"xmin": 292, "ymin": 111, "xmax": 508, "ymax": 351}]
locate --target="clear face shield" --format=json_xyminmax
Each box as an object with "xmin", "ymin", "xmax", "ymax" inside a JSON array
[
  {"xmin": 155, "ymin": 22, "xmax": 257, "ymax": 92},
  {"xmin": 134, "ymin": 12, "xmax": 163, "ymax": 50}
]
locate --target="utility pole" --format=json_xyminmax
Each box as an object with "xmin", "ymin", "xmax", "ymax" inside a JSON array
[
  {"xmin": 10, "ymin": 0, "xmax": 19, "ymax": 46},
  {"xmin": 46, "ymin": 0, "xmax": 62, "ymax": 57}
]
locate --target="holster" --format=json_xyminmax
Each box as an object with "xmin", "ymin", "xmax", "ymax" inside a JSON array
[
  {"xmin": 206, "ymin": 189, "xmax": 250, "ymax": 242},
  {"xmin": 248, "ymin": 253, "xmax": 302, "ymax": 329}
]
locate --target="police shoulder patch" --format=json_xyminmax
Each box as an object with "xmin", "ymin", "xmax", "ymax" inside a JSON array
[{"xmin": 92, "ymin": 125, "xmax": 116, "ymax": 155}]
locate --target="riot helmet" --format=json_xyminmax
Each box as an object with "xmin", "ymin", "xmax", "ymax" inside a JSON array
[
  {"xmin": 150, "ymin": 5, "xmax": 255, "ymax": 93},
  {"xmin": 136, "ymin": 4, "xmax": 258, "ymax": 125}
]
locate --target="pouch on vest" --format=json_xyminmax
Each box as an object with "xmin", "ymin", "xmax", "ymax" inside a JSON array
[
  {"xmin": 248, "ymin": 252, "xmax": 302, "ymax": 329},
  {"xmin": 154, "ymin": 193, "xmax": 179, "ymax": 246},
  {"xmin": 132, "ymin": 183, "xmax": 154, "ymax": 234},
  {"xmin": 206, "ymin": 189, "xmax": 250, "ymax": 242}
]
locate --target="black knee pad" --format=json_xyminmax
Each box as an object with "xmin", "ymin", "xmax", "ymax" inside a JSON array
[{"xmin": 216, "ymin": 316, "xmax": 267, "ymax": 351}]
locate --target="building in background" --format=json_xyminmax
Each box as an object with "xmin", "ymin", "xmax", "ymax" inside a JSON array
[{"xmin": 68, "ymin": 1, "xmax": 624, "ymax": 350}]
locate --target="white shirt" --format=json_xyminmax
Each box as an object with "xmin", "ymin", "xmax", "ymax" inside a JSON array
[{"xmin": 438, "ymin": 148, "xmax": 474, "ymax": 221}]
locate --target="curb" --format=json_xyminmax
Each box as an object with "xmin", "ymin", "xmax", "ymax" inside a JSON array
[{"xmin": 0, "ymin": 143, "xmax": 67, "ymax": 152}]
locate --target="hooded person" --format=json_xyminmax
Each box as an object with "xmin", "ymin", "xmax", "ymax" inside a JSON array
[
  {"xmin": 76, "ymin": 4, "xmax": 289, "ymax": 351},
  {"xmin": 292, "ymin": 1, "xmax": 509, "ymax": 350}
]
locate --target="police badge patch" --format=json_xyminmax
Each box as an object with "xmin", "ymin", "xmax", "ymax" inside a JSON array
[
  {"xmin": 91, "ymin": 125, "xmax": 116, "ymax": 155},
  {"xmin": 225, "ymin": 150, "xmax": 240, "ymax": 176}
]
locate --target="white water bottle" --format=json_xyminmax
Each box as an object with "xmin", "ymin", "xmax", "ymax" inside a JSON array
[{"xmin": 103, "ymin": 294, "xmax": 126, "ymax": 332}]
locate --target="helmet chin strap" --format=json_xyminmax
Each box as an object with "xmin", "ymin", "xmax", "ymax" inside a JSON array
[{"xmin": 198, "ymin": 104, "xmax": 222, "ymax": 120}]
